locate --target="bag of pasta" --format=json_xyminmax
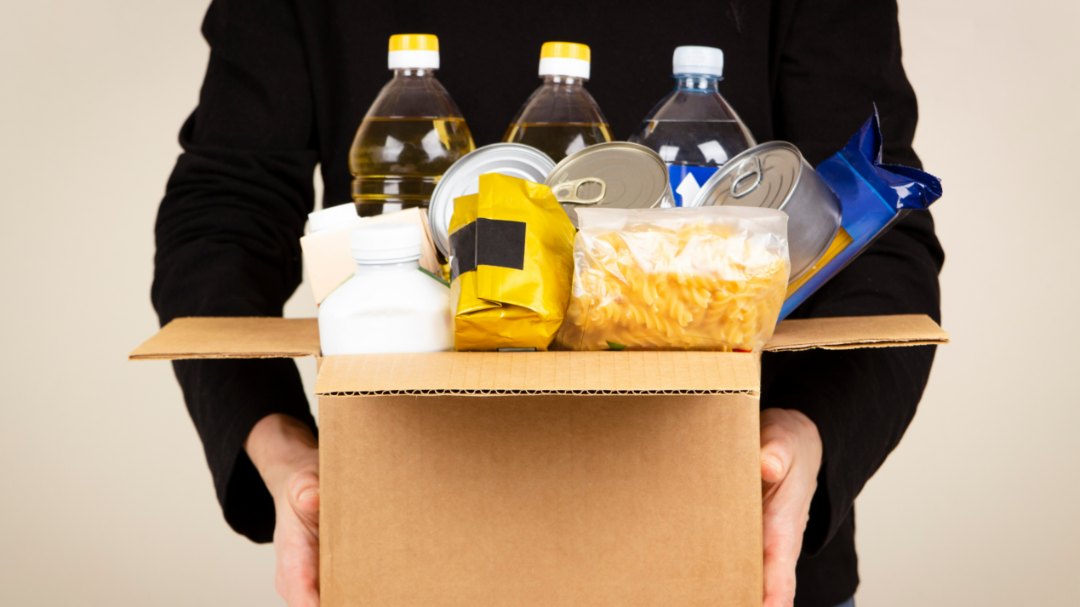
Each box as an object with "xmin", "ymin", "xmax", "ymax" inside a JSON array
[{"xmin": 556, "ymin": 206, "xmax": 790, "ymax": 352}]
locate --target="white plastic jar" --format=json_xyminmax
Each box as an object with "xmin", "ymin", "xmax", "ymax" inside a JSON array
[{"xmin": 318, "ymin": 221, "xmax": 453, "ymax": 355}]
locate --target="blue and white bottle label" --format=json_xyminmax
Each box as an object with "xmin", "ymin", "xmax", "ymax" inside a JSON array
[{"xmin": 668, "ymin": 165, "xmax": 719, "ymax": 207}]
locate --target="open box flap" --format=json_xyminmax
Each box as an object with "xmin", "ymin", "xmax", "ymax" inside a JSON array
[
  {"xmin": 130, "ymin": 314, "xmax": 948, "ymax": 367},
  {"xmin": 315, "ymin": 351, "xmax": 762, "ymax": 395},
  {"xmin": 129, "ymin": 317, "xmax": 320, "ymax": 360},
  {"xmin": 763, "ymin": 314, "xmax": 948, "ymax": 352}
]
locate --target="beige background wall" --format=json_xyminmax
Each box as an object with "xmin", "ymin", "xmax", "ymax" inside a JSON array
[{"xmin": 1, "ymin": 1, "xmax": 1077, "ymax": 605}]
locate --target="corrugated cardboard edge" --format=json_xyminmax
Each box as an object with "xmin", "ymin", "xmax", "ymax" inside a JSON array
[
  {"xmin": 315, "ymin": 351, "xmax": 762, "ymax": 395},
  {"xmin": 764, "ymin": 314, "xmax": 948, "ymax": 352},
  {"xmin": 130, "ymin": 313, "xmax": 948, "ymax": 367},
  {"xmin": 128, "ymin": 317, "xmax": 320, "ymax": 360}
]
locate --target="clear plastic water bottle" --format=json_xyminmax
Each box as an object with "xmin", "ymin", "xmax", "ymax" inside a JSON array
[
  {"xmin": 504, "ymin": 41, "xmax": 612, "ymax": 162},
  {"xmin": 630, "ymin": 46, "xmax": 755, "ymax": 206},
  {"xmin": 350, "ymin": 34, "xmax": 475, "ymax": 216}
]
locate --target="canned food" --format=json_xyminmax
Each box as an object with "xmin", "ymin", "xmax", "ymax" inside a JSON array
[
  {"xmin": 690, "ymin": 141, "xmax": 841, "ymax": 281},
  {"xmin": 545, "ymin": 142, "xmax": 675, "ymax": 216},
  {"xmin": 428, "ymin": 143, "xmax": 556, "ymax": 257}
]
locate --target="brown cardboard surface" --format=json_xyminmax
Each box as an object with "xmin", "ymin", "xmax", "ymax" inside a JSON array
[
  {"xmin": 764, "ymin": 313, "xmax": 948, "ymax": 352},
  {"xmin": 128, "ymin": 317, "xmax": 320, "ymax": 360},
  {"xmin": 130, "ymin": 313, "xmax": 947, "ymax": 605},
  {"xmin": 320, "ymin": 393, "xmax": 762, "ymax": 607},
  {"xmin": 131, "ymin": 314, "xmax": 947, "ymax": 362},
  {"xmin": 315, "ymin": 351, "xmax": 761, "ymax": 395},
  {"xmin": 300, "ymin": 207, "xmax": 441, "ymax": 306}
]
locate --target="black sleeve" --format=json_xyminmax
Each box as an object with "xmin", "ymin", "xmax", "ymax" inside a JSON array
[
  {"xmin": 151, "ymin": 0, "xmax": 318, "ymax": 543},
  {"xmin": 762, "ymin": 0, "xmax": 945, "ymax": 554}
]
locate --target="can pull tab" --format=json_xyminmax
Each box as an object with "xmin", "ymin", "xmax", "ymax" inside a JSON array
[
  {"xmin": 552, "ymin": 178, "xmax": 607, "ymax": 205},
  {"xmin": 730, "ymin": 156, "xmax": 763, "ymax": 199}
]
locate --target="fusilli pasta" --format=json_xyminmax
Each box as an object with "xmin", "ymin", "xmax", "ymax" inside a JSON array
[{"xmin": 557, "ymin": 207, "xmax": 790, "ymax": 351}]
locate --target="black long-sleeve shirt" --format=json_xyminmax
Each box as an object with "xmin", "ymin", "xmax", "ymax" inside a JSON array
[{"xmin": 152, "ymin": 2, "xmax": 943, "ymax": 605}]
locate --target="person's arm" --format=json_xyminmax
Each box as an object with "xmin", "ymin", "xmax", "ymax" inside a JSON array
[
  {"xmin": 759, "ymin": 0, "xmax": 944, "ymax": 603},
  {"xmin": 152, "ymin": 0, "xmax": 318, "ymax": 543}
]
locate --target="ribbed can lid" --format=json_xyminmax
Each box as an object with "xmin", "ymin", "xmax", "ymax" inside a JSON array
[
  {"xmin": 350, "ymin": 221, "xmax": 422, "ymax": 264},
  {"xmin": 692, "ymin": 141, "xmax": 843, "ymax": 281},
  {"xmin": 546, "ymin": 142, "xmax": 672, "ymax": 210},
  {"xmin": 690, "ymin": 141, "xmax": 804, "ymax": 209}
]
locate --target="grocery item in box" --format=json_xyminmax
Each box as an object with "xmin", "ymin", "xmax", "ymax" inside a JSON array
[
  {"xmin": 629, "ymin": 45, "xmax": 755, "ymax": 206},
  {"xmin": 503, "ymin": 42, "xmax": 612, "ymax": 162},
  {"xmin": 300, "ymin": 206, "xmax": 441, "ymax": 305},
  {"xmin": 545, "ymin": 142, "xmax": 674, "ymax": 225},
  {"xmin": 692, "ymin": 141, "xmax": 842, "ymax": 282},
  {"xmin": 319, "ymin": 222, "xmax": 452, "ymax": 355},
  {"xmin": 450, "ymin": 173, "xmax": 575, "ymax": 351},
  {"xmin": 557, "ymin": 206, "xmax": 789, "ymax": 351},
  {"xmin": 781, "ymin": 112, "xmax": 943, "ymax": 318},
  {"xmin": 349, "ymin": 34, "xmax": 475, "ymax": 216},
  {"xmin": 428, "ymin": 143, "xmax": 556, "ymax": 257}
]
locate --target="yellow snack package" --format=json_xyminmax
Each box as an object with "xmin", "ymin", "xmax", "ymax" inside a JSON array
[
  {"xmin": 449, "ymin": 173, "xmax": 575, "ymax": 351},
  {"xmin": 556, "ymin": 206, "xmax": 790, "ymax": 352}
]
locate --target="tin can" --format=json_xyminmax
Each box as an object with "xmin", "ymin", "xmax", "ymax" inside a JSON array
[
  {"xmin": 428, "ymin": 143, "xmax": 556, "ymax": 257},
  {"xmin": 545, "ymin": 142, "xmax": 675, "ymax": 216},
  {"xmin": 690, "ymin": 141, "xmax": 841, "ymax": 281}
]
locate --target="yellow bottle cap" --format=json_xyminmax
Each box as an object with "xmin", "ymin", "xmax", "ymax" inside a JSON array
[
  {"xmin": 389, "ymin": 34, "xmax": 439, "ymax": 52},
  {"xmin": 387, "ymin": 34, "xmax": 440, "ymax": 70},
  {"xmin": 540, "ymin": 41, "xmax": 591, "ymax": 62},
  {"xmin": 538, "ymin": 42, "xmax": 591, "ymax": 79}
]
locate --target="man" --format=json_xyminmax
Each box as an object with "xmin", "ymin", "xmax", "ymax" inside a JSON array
[{"xmin": 153, "ymin": 1, "xmax": 942, "ymax": 605}]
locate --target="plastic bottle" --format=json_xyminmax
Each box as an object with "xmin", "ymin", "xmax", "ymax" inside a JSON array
[
  {"xmin": 318, "ymin": 222, "xmax": 453, "ymax": 355},
  {"xmin": 349, "ymin": 34, "xmax": 475, "ymax": 216},
  {"xmin": 503, "ymin": 41, "xmax": 612, "ymax": 162},
  {"xmin": 629, "ymin": 46, "xmax": 756, "ymax": 206}
]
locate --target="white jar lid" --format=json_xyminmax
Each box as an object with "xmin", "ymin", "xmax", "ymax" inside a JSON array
[{"xmin": 351, "ymin": 221, "xmax": 423, "ymax": 264}]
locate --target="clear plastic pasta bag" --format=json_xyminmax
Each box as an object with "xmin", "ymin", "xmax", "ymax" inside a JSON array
[{"xmin": 556, "ymin": 206, "xmax": 790, "ymax": 352}]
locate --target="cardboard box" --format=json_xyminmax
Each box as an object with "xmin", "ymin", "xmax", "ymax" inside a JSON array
[{"xmin": 132, "ymin": 314, "xmax": 947, "ymax": 606}]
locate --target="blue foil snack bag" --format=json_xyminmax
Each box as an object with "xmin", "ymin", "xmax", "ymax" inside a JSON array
[{"xmin": 781, "ymin": 113, "xmax": 943, "ymax": 319}]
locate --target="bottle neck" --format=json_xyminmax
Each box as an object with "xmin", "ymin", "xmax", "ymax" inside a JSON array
[
  {"xmin": 354, "ymin": 258, "xmax": 420, "ymax": 274},
  {"xmin": 541, "ymin": 74, "xmax": 586, "ymax": 87},
  {"xmin": 392, "ymin": 68, "xmax": 436, "ymax": 78},
  {"xmin": 674, "ymin": 74, "xmax": 722, "ymax": 92}
]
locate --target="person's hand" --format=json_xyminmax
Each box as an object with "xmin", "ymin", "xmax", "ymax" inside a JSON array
[
  {"xmin": 246, "ymin": 413, "xmax": 320, "ymax": 607},
  {"xmin": 760, "ymin": 408, "xmax": 823, "ymax": 607}
]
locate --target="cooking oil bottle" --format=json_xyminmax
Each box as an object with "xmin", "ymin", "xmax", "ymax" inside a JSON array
[
  {"xmin": 350, "ymin": 34, "xmax": 475, "ymax": 216},
  {"xmin": 503, "ymin": 42, "xmax": 612, "ymax": 162}
]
